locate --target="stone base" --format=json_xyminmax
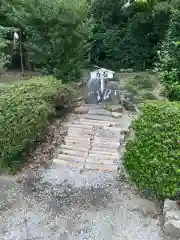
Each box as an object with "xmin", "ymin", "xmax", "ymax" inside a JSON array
[{"xmin": 163, "ymin": 199, "xmax": 180, "ymax": 238}]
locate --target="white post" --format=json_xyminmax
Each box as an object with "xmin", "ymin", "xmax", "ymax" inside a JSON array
[{"xmin": 100, "ymin": 75, "xmax": 104, "ymax": 94}]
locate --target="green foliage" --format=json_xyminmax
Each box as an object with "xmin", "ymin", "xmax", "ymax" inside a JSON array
[
  {"xmin": 1, "ymin": 0, "xmax": 91, "ymax": 81},
  {"xmin": 139, "ymin": 90, "xmax": 158, "ymax": 100},
  {"xmin": 123, "ymin": 83, "xmax": 140, "ymax": 95},
  {"xmin": 90, "ymin": 0, "xmax": 171, "ymax": 70},
  {"xmin": 0, "ymin": 76, "xmax": 74, "ymax": 171},
  {"xmin": 159, "ymin": 85, "xmax": 169, "ymax": 97},
  {"xmin": 124, "ymin": 101, "xmax": 180, "ymax": 199},
  {"xmin": 159, "ymin": 6, "xmax": 180, "ymax": 100},
  {"xmin": 0, "ymin": 26, "xmax": 10, "ymax": 71},
  {"xmin": 128, "ymin": 75, "xmax": 157, "ymax": 90}
]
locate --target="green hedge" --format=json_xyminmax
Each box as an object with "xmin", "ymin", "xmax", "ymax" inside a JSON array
[
  {"xmin": 124, "ymin": 101, "xmax": 180, "ymax": 199},
  {"xmin": 0, "ymin": 76, "xmax": 75, "ymax": 171}
]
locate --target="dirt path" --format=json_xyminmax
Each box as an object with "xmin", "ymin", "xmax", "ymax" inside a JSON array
[{"xmin": 0, "ymin": 104, "xmax": 176, "ymax": 240}]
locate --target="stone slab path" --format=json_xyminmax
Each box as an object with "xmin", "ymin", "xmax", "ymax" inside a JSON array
[{"xmin": 55, "ymin": 104, "xmax": 129, "ymax": 172}]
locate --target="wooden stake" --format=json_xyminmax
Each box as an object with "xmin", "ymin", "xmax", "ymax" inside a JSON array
[{"xmin": 19, "ymin": 29, "xmax": 24, "ymax": 73}]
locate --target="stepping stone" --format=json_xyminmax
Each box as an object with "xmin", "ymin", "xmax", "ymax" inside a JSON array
[
  {"xmin": 57, "ymin": 154, "xmax": 85, "ymax": 163},
  {"xmin": 80, "ymin": 119, "xmax": 114, "ymax": 127},
  {"xmin": 89, "ymin": 150, "xmax": 119, "ymax": 158},
  {"xmin": 85, "ymin": 104, "xmax": 103, "ymax": 109},
  {"xmin": 88, "ymin": 109, "xmax": 111, "ymax": 116},
  {"xmin": 95, "ymin": 128, "xmax": 120, "ymax": 139},
  {"xmin": 53, "ymin": 159, "xmax": 84, "ymax": 169},
  {"xmin": 93, "ymin": 137, "xmax": 118, "ymax": 143},
  {"xmin": 68, "ymin": 125, "xmax": 93, "ymax": 130},
  {"xmin": 86, "ymin": 157, "xmax": 114, "ymax": 165},
  {"xmin": 60, "ymin": 144, "xmax": 87, "ymax": 152},
  {"xmin": 64, "ymin": 136, "xmax": 91, "ymax": 143},
  {"xmin": 91, "ymin": 147, "xmax": 117, "ymax": 153},
  {"xmin": 84, "ymin": 163, "xmax": 117, "ymax": 172},
  {"xmin": 103, "ymin": 126, "xmax": 130, "ymax": 134},
  {"xmin": 67, "ymin": 127, "xmax": 92, "ymax": 135},
  {"xmin": 85, "ymin": 114, "xmax": 113, "ymax": 122},
  {"xmin": 88, "ymin": 153, "xmax": 118, "ymax": 160},
  {"xmin": 60, "ymin": 149, "xmax": 88, "ymax": 158},
  {"xmin": 92, "ymin": 141, "xmax": 119, "ymax": 149},
  {"xmin": 64, "ymin": 139, "xmax": 90, "ymax": 148},
  {"xmin": 67, "ymin": 130, "xmax": 92, "ymax": 137}
]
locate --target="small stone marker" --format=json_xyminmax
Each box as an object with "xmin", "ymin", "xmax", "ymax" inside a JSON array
[
  {"xmin": 105, "ymin": 105, "xmax": 123, "ymax": 113},
  {"xmin": 74, "ymin": 106, "xmax": 89, "ymax": 114},
  {"xmin": 111, "ymin": 112, "xmax": 122, "ymax": 118}
]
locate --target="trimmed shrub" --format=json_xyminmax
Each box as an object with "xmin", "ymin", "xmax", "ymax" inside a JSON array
[
  {"xmin": 124, "ymin": 101, "xmax": 180, "ymax": 199},
  {"xmin": 0, "ymin": 76, "xmax": 74, "ymax": 171}
]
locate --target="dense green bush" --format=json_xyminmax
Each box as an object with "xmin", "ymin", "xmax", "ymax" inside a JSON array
[
  {"xmin": 124, "ymin": 101, "xmax": 180, "ymax": 199},
  {"xmin": 159, "ymin": 6, "xmax": 180, "ymax": 101},
  {"xmin": 0, "ymin": 76, "xmax": 74, "ymax": 171}
]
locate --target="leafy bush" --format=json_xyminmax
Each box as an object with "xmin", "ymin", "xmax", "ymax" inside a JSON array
[
  {"xmin": 159, "ymin": 86, "xmax": 169, "ymax": 97},
  {"xmin": 129, "ymin": 75, "xmax": 157, "ymax": 90},
  {"xmin": 122, "ymin": 83, "xmax": 140, "ymax": 95},
  {"xmin": 124, "ymin": 101, "xmax": 180, "ymax": 199},
  {"xmin": 159, "ymin": 6, "xmax": 180, "ymax": 100},
  {"xmin": 0, "ymin": 76, "xmax": 74, "ymax": 171},
  {"xmin": 139, "ymin": 90, "xmax": 158, "ymax": 100}
]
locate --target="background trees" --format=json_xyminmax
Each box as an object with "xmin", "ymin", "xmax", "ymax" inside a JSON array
[
  {"xmin": 0, "ymin": 0, "xmax": 91, "ymax": 81},
  {"xmin": 159, "ymin": 1, "xmax": 180, "ymax": 100},
  {"xmin": 90, "ymin": 0, "xmax": 171, "ymax": 70},
  {"xmin": 0, "ymin": 0, "xmax": 180, "ymax": 95}
]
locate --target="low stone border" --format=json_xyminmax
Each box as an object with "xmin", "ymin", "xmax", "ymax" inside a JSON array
[{"xmin": 163, "ymin": 199, "xmax": 180, "ymax": 238}]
